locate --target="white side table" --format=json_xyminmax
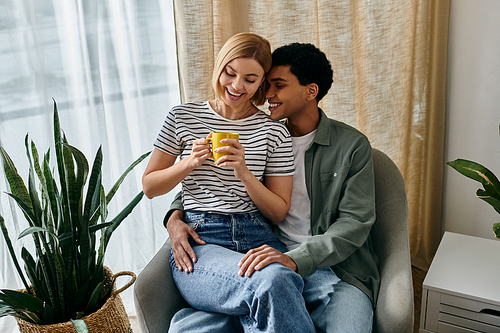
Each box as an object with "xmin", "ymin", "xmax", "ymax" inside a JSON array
[{"xmin": 420, "ymin": 231, "xmax": 500, "ymax": 332}]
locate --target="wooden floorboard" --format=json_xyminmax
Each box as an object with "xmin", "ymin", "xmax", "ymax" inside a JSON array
[{"xmin": 412, "ymin": 265, "xmax": 427, "ymax": 333}]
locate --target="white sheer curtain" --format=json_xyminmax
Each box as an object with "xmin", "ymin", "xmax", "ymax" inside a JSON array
[{"xmin": 0, "ymin": 0, "xmax": 179, "ymax": 331}]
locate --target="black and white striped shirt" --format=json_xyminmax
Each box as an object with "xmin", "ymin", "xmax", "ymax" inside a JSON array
[{"xmin": 154, "ymin": 101, "xmax": 295, "ymax": 214}]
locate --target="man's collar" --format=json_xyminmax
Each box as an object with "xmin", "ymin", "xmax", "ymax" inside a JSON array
[{"xmin": 311, "ymin": 108, "xmax": 330, "ymax": 146}]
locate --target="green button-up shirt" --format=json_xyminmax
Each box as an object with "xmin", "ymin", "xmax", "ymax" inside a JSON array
[{"xmin": 286, "ymin": 109, "xmax": 380, "ymax": 305}]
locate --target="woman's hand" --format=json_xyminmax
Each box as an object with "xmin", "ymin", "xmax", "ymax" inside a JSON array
[
  {"xmin": 167, "ymin": 210, "xmax": 206, "ymax": 273},
  {"xmin": 213, "ymin": 138, "xmax": 253, "ymax": 181},
  {"xmin": 187, "ymin": 137, "xmax": 212, "ymax": 169},
  {"xmin": 142, "ymin": 136, "xmax": 212, "ymax": 199}
]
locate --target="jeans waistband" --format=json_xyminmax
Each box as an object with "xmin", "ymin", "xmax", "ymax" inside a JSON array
[{"xmin": 185, "ymin": 210, "xmax": 262, "ymax": 219}]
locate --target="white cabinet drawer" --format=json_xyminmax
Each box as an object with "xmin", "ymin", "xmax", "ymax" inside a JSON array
[
  {"xmin": 421, "ymin": 290, "xmax": 500, "ymax": 332},
  {"xmin": 419, "ymin": 233, "xmax": 500, "ymax": 333},
  {"xmin": 437, "ymin": 322, "xmax": 479, "ymax": 333}
]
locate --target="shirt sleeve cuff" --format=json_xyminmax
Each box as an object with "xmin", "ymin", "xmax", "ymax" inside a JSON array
[
  {"xmin": 286, "ymin": 248, "xmax": 315, "ymax": 278},
  {"xmin": 163, "ymin": 191, "xmax": 183, "ymax": 228}
]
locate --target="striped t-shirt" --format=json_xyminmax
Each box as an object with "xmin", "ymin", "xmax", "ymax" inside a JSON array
[{"xmin": 154, "ymin": 101, "xmax": 295, "ymax": 214}]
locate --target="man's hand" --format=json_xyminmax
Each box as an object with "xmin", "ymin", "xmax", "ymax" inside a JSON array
[
  {"xmin": 238, "ymin": 244, "xmax": 297, "ymax": 277},
  {"xmin": 167, "ymin": 210, "xmax": 205, "ymax": 273}
]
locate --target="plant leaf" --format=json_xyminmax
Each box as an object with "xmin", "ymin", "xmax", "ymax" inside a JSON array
[
  {"xmin": 88, "ymin": 173, "xmax": 103, "ymax": 226},
  {"xmin": 494, "ymin": 222, "xmax": 500, "ymax": 239},
  {"xmin": 101, "ymin": 191, "xmax": 144, "ymax": 254},
  {"xmin": 0, "ymin": 290, "xmax": 44, "ymax": 312},
  {"xmin": 0, "ymin": 307, "xmax": 44, "ymax": 324},
  {"xmin": 21, "ymin": 248, "xmax": 44, "ymax": 301},
  {"xmin": 62, "ymin": 140, "xmax": 79, "ymax": 230},
  {"xmin": 34, "ymin": 143, "xmax": 58, "ymax": 239},
  {"xmin": 64, "ymin": 143, "xmax": 92, "ymax": 282},
  {"xmin": 70, "ymin": 319, "xmax": 89, "ymax": 333},
  {"xmin": 64, "ymin": 144, "xmax": 89, "ymax": 197},
  {"xmin": 18, "ymin": 226, "xmax": 59, "ymax": 242},
  {"xmin": 83, "ymin": 147, "xmax": 102, "ymax": 220},
  {"xmin": 3, "ymin": 194, "xmax": 54, "ymax": 309},
  {"xmin": 53, "ymin": 100, "xmax": 67, "ymax": 207},
  {"xmin": 0, "ymin": 215, "xmax": 31, "ymax": 292},
  {"xmin": 476, "ymin": 189, "xmax": 500, "ymax": 214},
  {"xmin": 84, "ymin": 281, "xmax": 103, "ymax": 314},
  {"xmin": 447, "ymin": 159, "xmax": 500, "ymax": 198},
  {"xmin": 43, "ymin": 155, "xmax": 61, "ymax": 234},
  {"xmin": 57, "ymin": 222, "xmax": 112, "ymax": 247},
  {"xmin": 25, "ymin": 137, "xmax": 43, "ymax": 229},
  {"xmin": 5, "ymin": 193, "xmax": 37, "ymax": 228},
  {"xmin": 105, "ymin": 151, "xmax": 151, "ymax": 204},
  {"xmin": 27, "ymin": 172, "xmax": 43, "ymax": 227},
  {"xmin": 99, "ymin": 185, "xmax": 108, "ymax": 225},
  {"xmin": 42, "ymin": 302, "xmax": 56, "ymax": 324},
  {"xmin": 0, "ymin": 146, "xmax": 33, "ymax": 217}
]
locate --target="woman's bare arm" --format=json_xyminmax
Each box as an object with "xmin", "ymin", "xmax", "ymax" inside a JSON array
[{"xmin": 142, "ymin": 138, "xmax": 212, "ymax": 199}]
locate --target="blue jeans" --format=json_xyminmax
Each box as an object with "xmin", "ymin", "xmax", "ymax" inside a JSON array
[
  {"xmin": 182, "ymin": 210, "xmax": 287, "ymax": 253},
  {"xmin": 170, "ymin": 211, "xmax": 315, "ymax": 333},
  {"xmin": 170, "ymin": 267, "xmax": 373, "ymax": 333},
  {"xmin": 303, "ymin": 268, "xmax": 373, "ymax": 332}
]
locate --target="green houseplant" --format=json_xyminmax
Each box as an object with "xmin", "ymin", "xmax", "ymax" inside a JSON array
[
  {"xmin": 0, "ymin": 100, "xmax": 150, "ymax": 330},
  {"xmin": 446, "ymin": 125, "xmax": 500, "ymax": 238}
]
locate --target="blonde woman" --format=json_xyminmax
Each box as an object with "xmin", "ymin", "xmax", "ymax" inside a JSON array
[{"xmin": 142, "ymin": 33, "xmax": 315, "ymax": 332}]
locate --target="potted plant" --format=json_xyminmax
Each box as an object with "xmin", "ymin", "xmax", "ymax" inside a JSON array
[
  {"xmin": 446, "ymin": 125, "xmax": 500, "ymax": 238},
  {"xmin": 0, "ymin": 100, "xmax": 150, "ymax": 332}
]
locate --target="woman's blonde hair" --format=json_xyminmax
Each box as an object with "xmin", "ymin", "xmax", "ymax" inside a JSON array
[{"xmin": 212, "ymin": 33, "xmax": 271, "ymax": 106}]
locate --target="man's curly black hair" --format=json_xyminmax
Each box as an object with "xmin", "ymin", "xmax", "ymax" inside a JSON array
[{"xmin": 272, "ymin": 43, "xmax": 333, "ymax": 102}]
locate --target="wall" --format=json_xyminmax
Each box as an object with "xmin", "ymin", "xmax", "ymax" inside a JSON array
[{"xmin": 442, "ymin": 0, "xmax": 500, "ymax": 239}]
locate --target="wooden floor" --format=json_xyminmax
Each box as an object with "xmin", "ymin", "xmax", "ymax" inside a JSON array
[
  {"xmin": 129, "ymin": 316, "xmax": 141, "ymax": 332},
  {"xmin": 412, "ymin": 265, "xmax": 427, "ymax": 333}
]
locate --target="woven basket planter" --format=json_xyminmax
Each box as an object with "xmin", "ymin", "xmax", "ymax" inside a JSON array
[{"xmin": 16, "ymin": 269, "xmax": 136, "ymax": 333}]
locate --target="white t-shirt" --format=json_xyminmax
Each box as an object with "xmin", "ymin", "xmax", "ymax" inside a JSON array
[
  {"xmin": 154, "ymin": 101, "xmax": 295, "ymax": 214},
  {"xmin": 275, "ymin": 130, "xmax": 317, "ymax": 250}
]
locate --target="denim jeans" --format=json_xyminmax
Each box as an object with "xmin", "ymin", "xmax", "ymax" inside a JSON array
[
  {"xmin": 182, "ymin": 210, "xmax": 287, "ymax": 253},
  {"xmin": 170, "ymin": 267, "xmax": 373, "ymax": 333},
  {"xmin": 303, "ymin": 268, "xmax": 373, "ymax": 332},
  {"xmin": 170, "ymin": 211, "xmax": 315, "ymax": 333}
]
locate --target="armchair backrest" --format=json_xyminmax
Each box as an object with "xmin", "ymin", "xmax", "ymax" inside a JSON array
[{"xmin": 371, "ymin": 148, "xmax": 414, "ymax": 333}]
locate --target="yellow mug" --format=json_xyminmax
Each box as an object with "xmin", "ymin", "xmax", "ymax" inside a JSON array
[{"xmin": 207, "ymin": 132, "xmax": 239, "ymax": 162}]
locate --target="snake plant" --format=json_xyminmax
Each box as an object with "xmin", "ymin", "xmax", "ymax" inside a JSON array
[
  {"xmin": 0, "ymin": 100, "xmax": 150, "ymax": 325},
  {"xmin": 446, "ymin": 125, "xmax": 500, "ymax": 238}
]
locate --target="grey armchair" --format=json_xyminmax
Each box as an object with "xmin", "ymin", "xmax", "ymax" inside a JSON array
[
  {"xmin": 134, "ymin": 148, "xmax": 414, "ymax": 333},
  {"xmin": 370, "ymin": 148, "xmax": 414, "ymax": 333}
]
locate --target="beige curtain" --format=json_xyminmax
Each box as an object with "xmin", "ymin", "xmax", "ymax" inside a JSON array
[{"xmin": 173, "ymin": 0, "xmax": 450, "ymax": 271}]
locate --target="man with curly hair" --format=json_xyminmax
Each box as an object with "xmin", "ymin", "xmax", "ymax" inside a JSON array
[{"xmin": 167, "ymin": 43, "xmax": 380, "ymax": 332}]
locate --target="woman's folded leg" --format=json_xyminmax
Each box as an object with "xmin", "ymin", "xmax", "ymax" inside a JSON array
[{"xmin": 171, "ymin": 244, "xmax": 314, "ymax": 333}]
